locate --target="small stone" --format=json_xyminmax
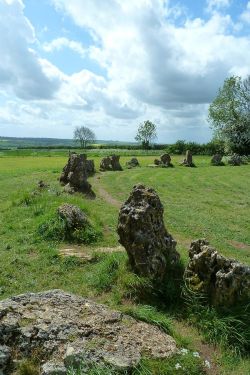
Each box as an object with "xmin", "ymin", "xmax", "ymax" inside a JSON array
[
  {"xmin": 38, "ymin": 180, "xmax": 49, "ymax": 189},
  {"xmin": 57, "ymin": 204, "xmax": 88, "ymax": 230},
  {"xmin": 41, "ymin": 361, "xmax": 67, "ymax": 375}
]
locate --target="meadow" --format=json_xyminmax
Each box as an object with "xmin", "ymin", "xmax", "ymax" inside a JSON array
[{"xmin": 0, "ymin": 151, "xmax": 249, "ymax": 374}]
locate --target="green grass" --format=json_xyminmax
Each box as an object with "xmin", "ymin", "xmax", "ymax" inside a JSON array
[{"xmin": 0, "ymin": 153, "xmax": 249, "ymax": 374}]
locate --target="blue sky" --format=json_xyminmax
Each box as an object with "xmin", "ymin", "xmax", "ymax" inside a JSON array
[{"xmin": 0, "ymin": 0, "xmax": 249, "ymax": 142}]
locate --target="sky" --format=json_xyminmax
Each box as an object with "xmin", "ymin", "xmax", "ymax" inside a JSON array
[{"xmin": 0, "ymin": 0, "xmax": 249, "ymax": 143}]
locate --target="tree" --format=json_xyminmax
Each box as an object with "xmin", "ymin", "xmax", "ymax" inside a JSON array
[
  {"xmin": 73, "ymin": 126, "xmax": 96, "ymax": 149},
  {"xmin": 208, "ymin": 75, "xmax": 250, "ymax": 154},
  {"xmin": 135, "ymin": 120, "xmax": 157, "ymax": 149}
]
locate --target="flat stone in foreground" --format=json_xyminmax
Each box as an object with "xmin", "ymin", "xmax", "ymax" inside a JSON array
[{"xmin": 0, "ymin": 290, "xmax": 177, "ymax": 374}]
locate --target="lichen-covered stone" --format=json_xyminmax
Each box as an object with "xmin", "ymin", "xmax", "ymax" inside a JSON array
[
  {"xmin": 153, "ymin": 154, "xmax": 173, "ymax": 167},
  {"xmin": 117, "ymin": 184, "xmax": 180, "ymax": 280},
  {"xmin": 100, "ymin": 155, "xmax": 123, "ymax": 171},
  {"xmin": 184, "ymin": 239, "xmax": 250, "ymax": 307},
  {"xmin": 86, "ymin": 159, "xmax": 95, "ymax": 176},
  {"xmin": 227, "ymin": 153, "xmax": 242, "ymax": 166},
  {"xmin": 41, "ymin": 361, "xmax": 67, "ymax": 375},
  {"xmin": 59, "ymin": 152, "xmax": 94, "ymax": 196},
  {"xmin": 0, "ymin": 290, "xmax": 177, "ymax": 373},
  {"xmin": 58, "ymin": 204, "xmax": 88, "ymax": 230},
  {"xmin": 211, "ymin": 154, "xmax": 224, "ymax": 166},
  {"xmin": 126, "ymin": 158, "xmax": 140, "ymax": 168},
  {"xmin": 0, "ymin": 345, "xmax": 11, "ymax": 375},
  {"xmin": 160, "ymin": 153, "xmax": 173, "ymax": 167},
  {"xmin": 180, "ymin": 150, "xmax": 195, "ymax": 167}
]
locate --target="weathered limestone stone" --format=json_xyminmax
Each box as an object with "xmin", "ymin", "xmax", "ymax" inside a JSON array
[
  {"xmin": 180, "ymin": 150, "xmax": 195, "ymax": 167},
  {"xmin": 86, "ymin": 159, "xmax": 95, "ymax": 176},
  {"xmin": 59, "ymin": 152, "xmax": 94, "ymax": 196},
  {"xmin": 0, "ymin": 345, "xmax": 11, "ymax": 375},
  {"xmin": 153, "ymin": 154, "xmax": 173, "ymax": 168},
  {"xmin": 126, "ymin": 157, "xmax": 140, "ymax": 168},
  {"xmin": 117, "ymin": 184, "xmax": 180, "ymax": 280},
  {"xmin": 228, "ymin": 153, "xmax": 242, "ymax": 166},
  {"xmin": 160, "ymin": 153, "xmax": 172, "ymax": 167},
  {"xmin": 211, "ymin": 154, "xmax": 224, "ymax": 166},
  {"xmin": 100, "ymin": 155, "xmax": 123, "ymax": 171},
  {"xmin": 154, "ymin": 158, "xmax": 161, "ymax": 166},
  {"xmin": 38, "ymin": 180, "xmax": 49, "ymax": 189},
  {"xmin": 0, "ymin": 290, "xmax": 177, "ymax": 373},
  {"xmin": 184, "ymin": 239, "xmax": 250, "ymax": 307},
  {"xmin": 41, "ymin": 361, "xmax": 67, "ymax": 375},
  {"xmin": 58, "ymin": 204, "xmax": 88, "ymax": 230},
  {"xmin": 110, "ymin": 155, "xmax": 123, "ymax": 171},
  {"xmin": 100, "ymin": 156, "xmax": 112, "ymax": 171}
]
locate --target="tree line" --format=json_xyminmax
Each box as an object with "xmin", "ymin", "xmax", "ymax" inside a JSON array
[{"xmin": 73, "ymin": 74, "xmax": 249, "ymax": 155}]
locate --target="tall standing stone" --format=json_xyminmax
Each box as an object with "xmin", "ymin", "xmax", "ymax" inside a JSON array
[
  {"xmin": 117, "ymin": 184, "xmax": 180, "ymax": 281},
  {"xmin": 180, "ymin": 150, "xmax": 195, "ymax": 167},
  {"xmin": 59, "ymin": 153, "xmax": 94, "ymax": 196}
]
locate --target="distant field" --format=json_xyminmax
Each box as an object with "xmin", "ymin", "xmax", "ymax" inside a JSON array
[{"xmin": 0, "ymin": 136, "xmax": 135, "ymax": 149}]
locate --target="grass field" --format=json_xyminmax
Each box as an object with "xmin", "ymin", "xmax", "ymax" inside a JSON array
[{"xmin": 0, "ymin": 153, "xmax": 249, "ymax": 374}]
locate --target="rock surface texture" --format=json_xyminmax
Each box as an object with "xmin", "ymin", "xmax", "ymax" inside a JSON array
[
  {"xmin": 180, "ymin": 150, "xmax": 195, "ymax": 167},
  {"xmin": 100, "ymin": 155, "xmax": 123, "ymax": 171},
  {"xmin": 211, "ymin": 154, "xmax": 224, "ymax": 166},
  {"xmin": 0, "ymin": 290, "xmax": 177, "ymax": 374},
  {"xmin": 228, "ymin": 153, "xmax": 242, "ymax": 166},
  {"xmin": 126, "ymin": 158, "xmax": 140, "ymax": 168},
  {"xmin": 59, "ymin": 153, "xmax": 94, "ymax": 196},
  {"xmin": 58, "ymin": 203, "xmax": 88, "ymax": 230},
  {"xmin": 153, "ymin": 154, "xmax": 173, "ymax": 167},
  {"xmin": 117, "ymin": 184, "xmax": 180, "ymax": 281},
  {"xmin": 184, "ymin": 239, "xmax": 250, "ymax": 307}
]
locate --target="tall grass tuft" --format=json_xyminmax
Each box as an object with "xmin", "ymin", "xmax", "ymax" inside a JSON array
[{"xmin": 183, "ymin": 284, "xmax": 250, "ymax": 355}]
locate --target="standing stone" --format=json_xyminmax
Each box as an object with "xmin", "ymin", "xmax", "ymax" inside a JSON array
[
  {"xmin": 180, "ymin": 150, "xmax": 195, "ymax": 167},
  {"xmin": 211, "ymin": 154, "xmax": 224, "ymax": 166},
  {"xmin": 228, "ymin": 153, "xmax": 242, "ymax": 166},
  {"xmin": 117, "ymin": 184, "xmax": 180, "ymax": 281},
  {"xmin": 100, "ymin": 155, "xmax": 123, "ymax": 171},
  {"xmin": 160, "ymin": 154, "xmax": 173, "ymax": 167},
  {"xmin": 110, "ymin": 155, "xmax": 123, "ymax": 171},
  {"xmin": 184, "ymin": 239, "xmax": 250, "ymax": 307},
  {"xmin": 126, "ymin": 158, "xmax": 140, "ymax": 168},
  {"xmin": 100, "ymin": 156, "xmax": 112, "ymax": 171},
  {"xmin": 59, "ymin": 153, "xmax": 94, "ymax": 196},
  {"xmin": 86, "ymin": 160, "xmax": 95, "ymax": 176}
]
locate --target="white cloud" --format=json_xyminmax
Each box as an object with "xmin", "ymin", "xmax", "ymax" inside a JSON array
[
  {"xmin": 1, "ymin": 0, "xmax": 250, "ymax": 142},
  {"xmin": 240, "ymin": 1, "xmax": 250, "ymax": 24},
  {"xmin": 43, "ymin": 37, "xmax": 86, "ymax": 58},
  {"xmin": 0, "ymin": 0, "xmax": 62, "ymax": 100},
  {"xmin": 206, "ymin": 0, "xmax": 231, "ymax": 13}
]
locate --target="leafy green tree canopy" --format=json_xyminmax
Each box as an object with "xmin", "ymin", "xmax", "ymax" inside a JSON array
[
  {"xmin": 73, "ymin": 126, "xmax": 96, "ymax": 149},
  {"xmin": 135, "ymin": 120, "xmax": 157, "ymax": 149},
  {"xmin": 208, "ymin": 75, "xmax": 250, "ymax": 154}
]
